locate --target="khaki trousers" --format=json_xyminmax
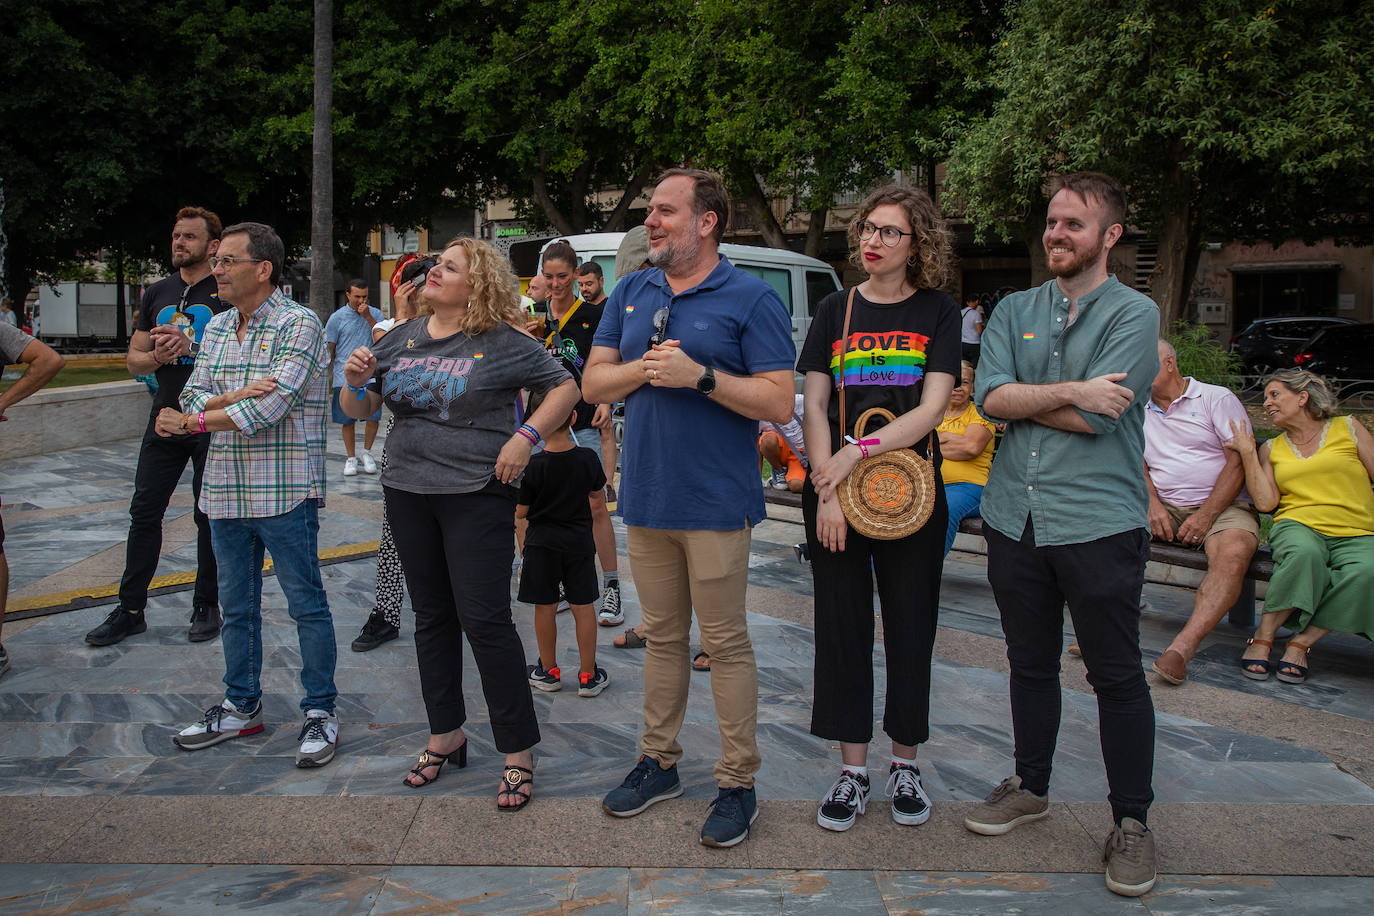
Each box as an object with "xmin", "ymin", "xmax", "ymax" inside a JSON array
[{"xmin": 627, "ymin": 525, "xmax": 759, "ymax": 788}]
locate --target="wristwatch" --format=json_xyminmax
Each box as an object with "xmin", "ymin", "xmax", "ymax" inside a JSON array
[{"xmin": 696, "ymin": 365, "xmax": 716, "ymax": 396}]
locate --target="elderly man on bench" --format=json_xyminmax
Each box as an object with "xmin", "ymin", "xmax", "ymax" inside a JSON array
[{"xmin": 1142, "ymin": 339, "xmax": 1259, "ymax": 685}]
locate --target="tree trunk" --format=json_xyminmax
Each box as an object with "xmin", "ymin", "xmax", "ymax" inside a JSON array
[
  {"xmin": 1149, "ymin": 197, "xmax": 1201, "ymax": 331},
  {"xmin": 310, "ymin": 0, "xmax": 334, "ymax": 323},
  {"xmin": 603, "ymin": 165, "xmax": 652, "ymax": 231},
  {"xmin": 566, "ymin": 161, "xmax": 591, "ymax": 234},
  {"xmin": 114, "ymin": 243, "xmax": 128, "ymax": 345},
  {"xmin": 739, "ymin": 174, "xmax": 788, "ymax": 249},
  {"xmin": 531, "ymin": 162, "xmax": 575, "ymax": 236},
  {"xmin": 803, "ymin": 206, "xmax": 828, "ymax": 259}
]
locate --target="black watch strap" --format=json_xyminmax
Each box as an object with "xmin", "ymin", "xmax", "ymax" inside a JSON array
[{"xmin": 696, "ymin": 365, "xmax": 716, "ymax": 395}]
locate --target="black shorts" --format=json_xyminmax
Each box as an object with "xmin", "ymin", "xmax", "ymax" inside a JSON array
[
  {"xmin": 0, "ymin": 498, "xmax": 6, "ymax": 555},
  {"xmin": 518, "ymin": 546, "xmax": 599, "ymax": 606}
]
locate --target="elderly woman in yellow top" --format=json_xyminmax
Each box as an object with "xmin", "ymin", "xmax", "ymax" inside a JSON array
[
  {"xmin": 1226, "ymin": 369, "xmax": 1374, "ymax": 684},
  {"xmin": 937, "ymin": 360, "xmax": 996, "ymax": 556}
]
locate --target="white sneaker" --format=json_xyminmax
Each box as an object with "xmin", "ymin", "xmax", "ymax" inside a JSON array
[
  {"xmin": 173, "ymin": 699, "xmax": 264, "ymax": 750},
  {"xmin": 360, "ymin": 451, "xmax": 377, "ymax": 474},
  {"xmin": 296, "ymin": 710, "xmax": 338, "ymax": 768},
  {"xmin": 343, "ymin": 457, "xmax": 358, "ymax": 477}
]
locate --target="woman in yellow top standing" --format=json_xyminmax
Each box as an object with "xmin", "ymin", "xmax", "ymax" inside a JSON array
[
  {"xmin": 937, "ymin": 361, "xmax": 996, "ymax": 556},
  {"xmin": 1226, "ymin": 369, "xmax": 1374, "ymax": 684}
]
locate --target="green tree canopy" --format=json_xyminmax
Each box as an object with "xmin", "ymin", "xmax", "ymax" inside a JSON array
[{"xmin": 944, "ymin": 0, "xmax": 1374, "ymax": 325}]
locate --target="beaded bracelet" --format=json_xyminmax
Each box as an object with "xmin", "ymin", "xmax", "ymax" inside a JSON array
[{"xmin": 515, "ymin": 425, "xmax": 540, "ymax": 446}]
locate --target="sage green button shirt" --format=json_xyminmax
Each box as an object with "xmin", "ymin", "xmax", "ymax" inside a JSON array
[{"xmin": 974, "ymin": 276, "xmax": 1159, "ymax": 546}]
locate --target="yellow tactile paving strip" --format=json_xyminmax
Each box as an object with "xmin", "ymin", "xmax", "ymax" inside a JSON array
[{"xmin": 4, "ymin": 541, "xmax": 380, "ymax": 618}]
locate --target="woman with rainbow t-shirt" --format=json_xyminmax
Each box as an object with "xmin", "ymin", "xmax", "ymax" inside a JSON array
[{"xmin": 796, "ymin": 184, "xmax": 961, "ymax": 836}]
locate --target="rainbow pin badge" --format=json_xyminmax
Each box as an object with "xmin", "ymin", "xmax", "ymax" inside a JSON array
[
  {"xmin": 474, "ymin": 353, "xmax": 484, "ymax": 359},
  {"xmin": 1022, "ymin": 332, "xmax": 1035, "ymax": 340},
  {"xmin": 260, "ymin": 342, "xmax": 270, "ymax": 351},
  {"xmin": 625, "ymin": 305, "xmax": 635, "ymax": 313}
]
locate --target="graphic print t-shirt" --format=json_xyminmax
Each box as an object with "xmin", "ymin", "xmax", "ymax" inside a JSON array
[
  {"xmin": 542, "ymin": 299, "xmax": 604, "ymax": 431},
  {"xmin": 368, "ymin": 319, "xmax": 571, "ymax": 494},
  {"xmin": 136, "ymin": 273, "xmax": 229, "ymax": 411},
  {"xmin": 797, "ymin": 287, "xmax": 961, "ymax": 457}
]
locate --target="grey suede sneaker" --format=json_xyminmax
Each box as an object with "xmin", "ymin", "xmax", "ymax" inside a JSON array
[
  {"xmin": 963, "ymin": 775, "xmax": 1050, "ymax": 836},
  {"xmin": 1103, "ymin": 817, "xmax": 1157, "ymax": 897}
]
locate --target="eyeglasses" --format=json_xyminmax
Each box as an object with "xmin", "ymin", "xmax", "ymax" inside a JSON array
[
  {"xmin": 857, "ymin": 221, "xmax": 914, "ymax": 248},
  {"xmin": 209, "ymin": 256, "xmax": 266, "ymax": 270},
  {"xmin": 647, "ymin": 306, "xmax": 671, "ymax": 350}
]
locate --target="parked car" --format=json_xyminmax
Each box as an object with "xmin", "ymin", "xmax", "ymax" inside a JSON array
[
  {"xmin": 1293, "ymin": 323, "xmax": 1374, "ymax": 403},
  {"xmin": 1229, "ymin": 316, "xmax": 1357, "ymax": 374}
]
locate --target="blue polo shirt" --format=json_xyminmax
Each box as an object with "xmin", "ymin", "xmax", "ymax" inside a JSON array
[{"xmin": 592, "ymin": 256, "xmax": 795, "ymax": 530}]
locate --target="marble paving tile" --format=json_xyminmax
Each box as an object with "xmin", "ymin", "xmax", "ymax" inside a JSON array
[
  {"xmin": 630, "ymin": 868, "xmax": 889, "ymax": 915},
  {"xmin": 374, "ymin": 865, "xmax": 629, "ymax": 915}
]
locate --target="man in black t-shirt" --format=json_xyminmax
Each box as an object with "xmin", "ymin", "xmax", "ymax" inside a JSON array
[{"xmin": 86, "ymin": 207, "xmax": 232, "ymax": 648}]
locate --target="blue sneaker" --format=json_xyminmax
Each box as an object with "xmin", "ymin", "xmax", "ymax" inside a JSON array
[
  {"xmin": 700, "ymin": 785, "xmax": 758, "ymax": 848},
  {"xmin": 602, "ymin": 756, "xmax": 683, "ymax": 817}
]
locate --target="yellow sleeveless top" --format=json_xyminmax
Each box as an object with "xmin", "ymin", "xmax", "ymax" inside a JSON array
[
  {"xmin": 1270, "ymin": 416, "xmax": 1374, "ymax": 538},
  {"xmin": 938, "ymin": 401, "xmax": 997, "ymax": 486}
]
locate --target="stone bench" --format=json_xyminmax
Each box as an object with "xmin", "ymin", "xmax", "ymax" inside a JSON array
[{"xmin": 766, "ymin": 489, "xmax": 1272, "ymax": 627}]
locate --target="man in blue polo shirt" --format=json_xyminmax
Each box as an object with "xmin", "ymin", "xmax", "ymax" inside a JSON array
[
  {"xmin": 584, "ymin": 168, "xmax": 795, "ymax": 848},
  {"xmin": 969, "ymin": 172, "xmax": 1161, "ymax": 897}
]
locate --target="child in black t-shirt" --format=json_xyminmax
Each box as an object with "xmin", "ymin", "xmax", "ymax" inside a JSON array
[{"xmin": 516, "ymin": 392, "xmax": 610, "ymax": 697}]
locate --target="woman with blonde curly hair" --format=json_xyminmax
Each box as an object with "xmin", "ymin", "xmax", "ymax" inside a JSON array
[
  {"xmin": 796, "ymin": 184, "xmax": 960, "ymax": 833},
  {"xmin": 342, "ymin": 236, "xmax": 579, "ymax": 810},
  {"xmin": 1227, "ymin": 368, "xmax": 1374, "ymax": 684}
]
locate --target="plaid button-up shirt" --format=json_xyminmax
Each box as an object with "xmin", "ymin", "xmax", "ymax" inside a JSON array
[{"xmin": 181, "ymin": 289, "xmax": 329, "ymax": 519}]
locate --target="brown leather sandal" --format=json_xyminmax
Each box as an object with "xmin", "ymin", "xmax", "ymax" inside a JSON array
[{"xmin": 1239, "ymin": 637, "xmax": 1274, "ymax": 681}]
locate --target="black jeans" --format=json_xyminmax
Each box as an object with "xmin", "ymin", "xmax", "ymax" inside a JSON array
[
  {"xmin": 803, "ymin": 477, "xmax": 947, "ymax": 747},
  {"xmin": 385, "ymin": 483, "xmax": 540, "ymax": 753},
  {"xmin": 986, "ymin": 519, "xmax": 1154, "ymax": 825},
  {"xmin": 119, "ymin": 414, "xmax": 217, "ymax": 610}
]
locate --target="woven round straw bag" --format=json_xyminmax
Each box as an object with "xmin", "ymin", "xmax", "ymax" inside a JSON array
[{"xmin": 836, "ymin": 407, "xmax": 937, "ymax": 540}]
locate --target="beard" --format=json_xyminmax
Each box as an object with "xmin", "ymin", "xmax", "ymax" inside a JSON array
[
  {"xmin": 172, "ymin": 247, "xmax": 208, "ymax": 269},
  {"xmin": 647, "ymin": 221, "xmax": 702, "ymax": 272},
  {"xmin": 1046, "ymin": 233, "xmax": 1106, "ymax": 279}
]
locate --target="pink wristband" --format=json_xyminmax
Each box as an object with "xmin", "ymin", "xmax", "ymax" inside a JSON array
[
  {"xmin": 197, "ymin": 412, "xmax": 206, "ymax": 433},
  {"xmin": 857, "ymin": 442, "xmax": 869, "ymax": 459}
]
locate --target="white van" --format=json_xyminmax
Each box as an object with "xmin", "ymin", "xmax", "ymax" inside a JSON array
[{"xmin": 508, "ymin": 232, "xmax": 842, "ymax": 359}]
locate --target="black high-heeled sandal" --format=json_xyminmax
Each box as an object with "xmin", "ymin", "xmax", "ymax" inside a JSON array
[
  {"xmin": 405, "ymin": 742, "xmax": 467, "ymax": 787},
  {"xmin": 498, "ymin": 764, "xmax": 534, "ymax": 812}
]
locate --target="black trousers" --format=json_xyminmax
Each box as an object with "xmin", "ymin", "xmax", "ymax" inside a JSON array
[
  {"xmin": 985, "ymin": 519, "xmax": 1155, "ymax": 825},
  {"xmin": 803, "ymin": 477, "xmax": 946, "ymax": 747},
  {"xmin": 385, "ymin": 483, "xmax": 540, "ymax": 753},
  {"xmin": 119, "ymin": 414, "xmax": 217, "ymax": 610}
]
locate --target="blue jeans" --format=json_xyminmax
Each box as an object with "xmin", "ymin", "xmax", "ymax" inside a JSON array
[
  {"xmin": 210, "ymin": 499, "xmax": 338, "ymax": 714},
  {"xmin": 943, "ymin": 482, "xmax": 984, "ymax": 556}
]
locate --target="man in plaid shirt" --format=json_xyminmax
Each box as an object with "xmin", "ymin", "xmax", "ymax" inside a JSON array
[{"xmin": 154, "ymin": 221, "xmax": 340, "ymax": 768}]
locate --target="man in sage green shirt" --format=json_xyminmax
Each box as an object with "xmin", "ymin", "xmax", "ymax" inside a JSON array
[{"xmin": 967, "ymin": 172, "xmax": 1162, "ymax": 899}]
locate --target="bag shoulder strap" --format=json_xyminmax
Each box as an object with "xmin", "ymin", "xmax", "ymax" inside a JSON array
[{"xmin": 838, "ymin": 287, "xmax": 856, "ymax": 438}]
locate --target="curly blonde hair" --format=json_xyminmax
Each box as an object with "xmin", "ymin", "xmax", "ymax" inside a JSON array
[
  {"xmin": 434, "ymin": 236, "xmax": 522, "ymax": 335},
  {"xmin": 848, "ymin": 184, "xmax": 953, "ymax": 292}
]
